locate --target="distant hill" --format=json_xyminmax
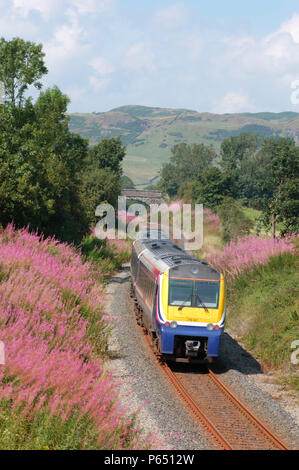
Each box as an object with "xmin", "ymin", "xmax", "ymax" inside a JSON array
[{"xmin": 68, "ymin": 105, "xmax": 299, "ymax": 185}]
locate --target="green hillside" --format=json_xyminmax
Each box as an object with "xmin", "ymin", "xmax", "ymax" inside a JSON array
[{"xmin": 68, "ymin": 106, "xmax": 299, "ymax": 185}]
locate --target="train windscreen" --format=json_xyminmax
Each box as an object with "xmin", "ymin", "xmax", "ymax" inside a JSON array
[{"xmin": 169, "ymin": 279, "xmax": 220, "ymax": 309}]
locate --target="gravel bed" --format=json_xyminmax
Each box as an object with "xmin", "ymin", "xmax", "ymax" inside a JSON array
[
  {"xmin": 106, "ymin": 267, "xmax": 213, "ymax": 450},
  {"xmin": 105, "ymin": 265, "xmax": 299, "ymax": 450},
  {"xmin": 214, "ymin": 331, "xmax": 299, "ymax": 449}
]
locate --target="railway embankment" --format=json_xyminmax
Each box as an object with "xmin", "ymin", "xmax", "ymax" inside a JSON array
[
  {"xmin": 189, "ymin": 211, "xmax": 299, "ymax": 441},
  {"xmin": 195, "ymin": 211, "xmax": 299, "ymax": 396},
  {"xmin": 0, "ymin": 225, "xmax": 157, "ymax": 450},
  {"xmin": 103, "ymin": 207, "xmax": 299, "ymax": 449},
  {"xmin": 105, "ymin": 261, "xmax": 299, "ymax": 449}
]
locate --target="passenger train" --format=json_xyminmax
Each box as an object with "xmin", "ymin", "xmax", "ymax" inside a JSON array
[{"xmin": 130, "ymin": 228, "xmax": 226, "ymax": 362}]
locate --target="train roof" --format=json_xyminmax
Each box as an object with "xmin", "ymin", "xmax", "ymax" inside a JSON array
[{"xmin": 133, "ymin": 234, "xmax": 220, "ymax": 280}]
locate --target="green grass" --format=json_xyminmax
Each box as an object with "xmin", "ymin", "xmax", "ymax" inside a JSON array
[
  {"xmin": 279, "ymin": 376, "xmax": 299, "ymax": 394},
  {"xmin": 80, "ymin": 235, "xmax": 131, "ymax": 282},
  {"xmin": 242, "ymin": 207, "xmax": 261, "ymax": 224},
  {"xmin": 227, "ymin": 250, "xmax": 299, "ymax": 392},
  {"xmin": 0, "ymin": 402, "xmax": 100, "ymax": 450},
  {"xmin": 242, "ymin": 206, "xmax": 285, "ymax": 236}
]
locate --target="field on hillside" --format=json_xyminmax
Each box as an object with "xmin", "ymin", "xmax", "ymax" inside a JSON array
[{"xmin": 68, "ymin": 106, "xmax": 299, "ymax": 185}]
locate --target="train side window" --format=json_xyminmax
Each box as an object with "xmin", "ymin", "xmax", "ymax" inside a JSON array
[
  {"xmin": 138, "ymin": 262, "xmax": 156, "ymax": 308},
  {"xmin": 131, "ymin": 249, "xmax": 138, "ymax": 278},
  {"xmin": 149, "ymin": 280, "xmax": 157, "ymax": 309}
]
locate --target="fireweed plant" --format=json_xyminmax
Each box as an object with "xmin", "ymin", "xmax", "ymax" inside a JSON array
[
  {"xmin": 0, "ymin": 225, "xmax": 160, "ymax": 450},
  {"xmin": 207, "ymin": 235, "xmax": 296, "ymax": 283},
  {"xmin": 206, "ymin": 232, "xmax": 298, "ymax": 380}
]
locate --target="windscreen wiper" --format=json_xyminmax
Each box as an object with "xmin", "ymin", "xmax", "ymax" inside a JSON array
[
  {"xmin": 178, "ymin": 293, "xmax": 192, "ymax": 310},
  {"xmin": 195, "ymin": 293, "xmax": 209, "ymax": 312}
]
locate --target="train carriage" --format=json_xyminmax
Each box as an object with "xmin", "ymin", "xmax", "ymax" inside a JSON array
[{"xmin": 130, "ymin": 229, "xmax": 226, "ymax": 362}]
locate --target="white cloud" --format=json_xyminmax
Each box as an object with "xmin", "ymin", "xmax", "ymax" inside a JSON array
[
  {"xmin": 13, "ymin": 0, "xmax": 60, "ymax": 19},
  {"xmin": 0, "ymin": 16, "xmax": 38, "ymax": 38},
  {"xmin": 90, "ymin": 57, "xmax": 114, "ymax": 76},
  {"xmin": 44, "ymin": 9, "xmax": 87, "ymax": 67},
  {"xmin": 278, "ymin": 13, "xmax": 299, "ymax": 43},
  {"xmin": 88, "ymin": 56, "xmax": 114, "ymax": 93},
  {"xmin": 123, "ymin": 42, "xmax": 155, "ymax": 72},
  {"xmin": 89, "ymin": 75, "xmax": 110, "ymax": 91},
  {"xmin": 262, "ymin": 13, "xmax": 299, "ymax": 62},
  {"xmin": 155, "ymin": 2, "xmax": 188, "ymax": 29},
  {"xmin": 66, "ymin": 84, "xmax": 87, "ymax": 102},
  {"xmin": 70, "ymin": 0, "xmax": 112, "ymax": 15},
  {"xmin": 263, "ymin": 32, "xmax": 299, "ymax": 61},
  {"xmin": 213, "ymin": 92, "xmax": 253, "ymax": 114},
  {"xmin": 217, "ymin": 16, "xmax": 299, "ymax": 84},
  {"xmin": 6, "ymin": 3, "xmax": 299, "ymax": 113},
  {"xmin": 182, "ymin": 35, "xmax": 203, "ymax": 61}
]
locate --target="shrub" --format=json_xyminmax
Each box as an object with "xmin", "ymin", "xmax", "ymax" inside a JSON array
[
  {"xmin": 217, "ymin": 197, "xmax": 253, "ymax": 243},
  {"xmin": 0, "ymin": 225, "xmax": 158, "ymax": 450},
  {"xmin": 207, "ymin": 235, "xmax": 296, "ymax": 283}
]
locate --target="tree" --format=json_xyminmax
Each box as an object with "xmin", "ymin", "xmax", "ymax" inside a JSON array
[
  {"xmin": 0, "ymin": 37, "xmax": 127, "ymax": 243},
  {"xmin": 88, "ymin": 137, "xmax": 126, "ymax": 176},
  {"xmin": 259, "ymin": 137, "xmax": 299, "ymax": 236},
  {"xmin": 0, "ymin": 86, "xmax": 89, "ymax": 243},
  {"xmin": 159, "ymin": 142, "xmax": 216, "ymax": 197},
  {"xmin": 159, "ymin": 163, "xmax": 180, "ymax": 197},
  {"xmin": 80, "ymin": 167, "xmax": 122, "ymax": 227},
  {"xmin": 217, "ymin": 197, "xmax": 253, "ymax": 243},
  {"xmin": 122, "ymin": 175, "xmax": 135, "ymax": 189},
  {"xmin": 32, "ymin": 87, "xmax": 89, "ymax": 242},
  {"xmin": 191, "ymin": 168, "xmax": 235, "ymax": 210},
  {"xmin": 171, "ymin": 142, "xmax": 216, "ymax": 181},
  {"xmin": 0, "ymin": 37, "xmax": 47, "ymax": 106},
  {"xmin": 220, "ymin": 133, "xmax": 260, "ymax": 172}
]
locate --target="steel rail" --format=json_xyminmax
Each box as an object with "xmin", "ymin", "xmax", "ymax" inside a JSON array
[
  {"xmin": 132, "ymin": 286, "xmax": 290, "ymax": 451},
  {"xmin": 207, "ymin": 368, "xmax": 290, "ymax": 450},
  {"xmin": 160, "ymin": 360, "xmax": 232, "ymax": 450}
]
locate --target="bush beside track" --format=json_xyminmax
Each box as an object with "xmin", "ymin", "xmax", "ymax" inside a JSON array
[
  {"xmin": 199, "ymin": 215, "xmax": 299, "ymax": 395},
  {"xmin": 223, "ymin": 246, "xmax": 299, "ymax": 393},
  {"xmin": 185, "ymin": 205, "xmax": 298, "ymax": 393},
  {"xmin": 0, "ymin": 225, "xmax": 156, "ymax": 450}
]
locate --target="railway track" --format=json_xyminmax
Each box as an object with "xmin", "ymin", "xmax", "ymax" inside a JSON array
[
  {"xmin": 134, "ymin": 304, "xmax": 290, "ymax": 450},
  {"xmin": 161, "ymin": 361, "xmax": 290, "ymax": 450}
]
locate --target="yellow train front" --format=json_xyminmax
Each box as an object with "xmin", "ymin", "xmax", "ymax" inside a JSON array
[{"xmin": 131, "ymin": 230, "xmax": 226, "ymax": 362}]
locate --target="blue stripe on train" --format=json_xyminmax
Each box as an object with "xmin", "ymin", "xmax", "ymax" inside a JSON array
[{"xmin": 156, "ymin": 323, "xmax": 223, "ymax": 357}]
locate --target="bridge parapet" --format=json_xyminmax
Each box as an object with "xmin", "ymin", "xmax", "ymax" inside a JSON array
[{"xmin": 121, "ymin": 189, "xmax": 164, "ymax": 205}]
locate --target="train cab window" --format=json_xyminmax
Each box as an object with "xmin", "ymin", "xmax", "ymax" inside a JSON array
[
  {"xmin": 195, "ymin": 281, "xmax": 219, "ymax": 309},
  {"xmin": 169, "ymin": 279, "xmax": 193, "ymax": 307},
  {"xmin": 169, "ymin": 279, "xmax": 220, "ymax": 309}
]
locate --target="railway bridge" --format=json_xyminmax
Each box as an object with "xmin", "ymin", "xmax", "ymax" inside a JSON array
[{"xmin": 121, "ymin": 189, "xmax": 164, "ymax": 205}]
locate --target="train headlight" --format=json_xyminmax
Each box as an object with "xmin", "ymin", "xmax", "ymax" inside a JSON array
[
  {"xmin": 206, "ymin": 324, "xmax": 214, "ymax": 331},
  {"xmin": 170, "ymin": 321, "xmax": 178, "ymax": 329}
]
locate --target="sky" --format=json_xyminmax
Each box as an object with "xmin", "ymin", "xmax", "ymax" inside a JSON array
[{"xmin": 2, "ymin": 0, "xmax": 299, "ymax": 114}]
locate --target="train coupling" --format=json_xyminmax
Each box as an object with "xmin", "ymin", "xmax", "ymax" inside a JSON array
[{"xmin": 185, "ymin": 340, "xmax": 201, "ymax": 358}]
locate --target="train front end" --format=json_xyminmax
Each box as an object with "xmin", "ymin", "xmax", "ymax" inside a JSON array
[{"xmin": 158, "ymin": 262, "xmax": 226, "ymax": 362}]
